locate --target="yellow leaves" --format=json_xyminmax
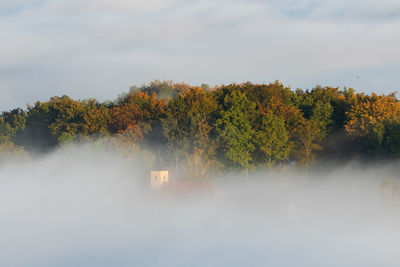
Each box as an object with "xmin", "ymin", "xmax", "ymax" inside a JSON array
[
  {"xmin": 345, "ymin": 93, "xmax": 400, "ymax": 138},
  {"xmin": 0, "ymin": 142, "xmax": 30, "ymax": 162}
]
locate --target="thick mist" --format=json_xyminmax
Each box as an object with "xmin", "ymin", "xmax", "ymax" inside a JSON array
[{"xmin": 0, "ymin": 145, "xmax": 399, "ymax": 266}]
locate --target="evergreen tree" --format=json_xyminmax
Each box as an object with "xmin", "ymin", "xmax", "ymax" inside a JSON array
[
  {"xmin": 215, "ymin": 90, "xmax": 257, "ymax": 173},
  {"xmin": 256, "ymin": 112, "xmax": 290, "ymax": 168}
]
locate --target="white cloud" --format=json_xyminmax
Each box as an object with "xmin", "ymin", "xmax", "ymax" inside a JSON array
[{"xmin": 0, "ymin": 0, "xmax": 400, "ymax": 110}]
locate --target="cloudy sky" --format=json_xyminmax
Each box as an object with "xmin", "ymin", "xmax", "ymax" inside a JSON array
[{"xmin": 1, "ymin": 0, "xmax": 400, "ymax": 110}]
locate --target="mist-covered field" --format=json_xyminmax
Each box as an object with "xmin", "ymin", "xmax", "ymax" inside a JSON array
[{"xmin": 1, "ymin": 145, "xmax": 400, "ymax": 266}]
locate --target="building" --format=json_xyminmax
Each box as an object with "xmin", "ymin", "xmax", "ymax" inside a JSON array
[
  {"xmin": 150, "ymin": 170, "xmax": 169, "ymax": 190},
  {"xmin": 149, "ymin": 170, "xmax": 218, "ymax": 196}
]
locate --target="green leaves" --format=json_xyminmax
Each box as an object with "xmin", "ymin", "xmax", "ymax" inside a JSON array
[
  {"xmin": 215, "ymin": 90, "xmax": 257, "ymax": 170},
  {"xmin": 0, "ymin": 108, "xmax": 27, "ymax": 144},
  {"xmin": 2, "ymin": 80, "xmax": 400, "ymax": 169},
  {"xmin": 256, "ymin": 112, "xmax": 290, "ymax": 168},
  {"xmin": 162, "ymin": 87, "xmax": 218, "ymax": 178}
]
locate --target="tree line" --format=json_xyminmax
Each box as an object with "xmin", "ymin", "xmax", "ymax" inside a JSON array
[{"xmin": 1, "ymin": 80, "xmax": 400, "ymax": 176}]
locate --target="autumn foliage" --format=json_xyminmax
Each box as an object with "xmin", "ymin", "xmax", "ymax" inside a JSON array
[{"xmin": 1, "ymin": 80, "xmax": 399, "ymax": 174}]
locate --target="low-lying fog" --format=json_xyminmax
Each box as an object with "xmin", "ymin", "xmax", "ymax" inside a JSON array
[{"xmin": 1, "ymin": 145, "xmax": 399, "ymax": 266}]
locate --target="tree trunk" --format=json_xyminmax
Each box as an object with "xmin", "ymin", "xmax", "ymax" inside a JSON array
[{"xmin": 267, "ymin": 158, "xmax": 272, "ymax": 169}]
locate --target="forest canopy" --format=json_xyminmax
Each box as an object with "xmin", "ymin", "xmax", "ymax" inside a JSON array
[{"xmin": 1, "ymin": 80, "xmax": 399, "ymax": 176}]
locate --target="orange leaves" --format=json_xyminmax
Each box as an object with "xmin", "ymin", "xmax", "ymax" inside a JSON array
[
  {"xmin": 345, "ymin": 93, "xmax": 400, "ymax": 138},
  {"xmin": 109, "ymin": 92, "xmax": 166, "ymax": 146},
  {"xmin": 127, "ymin": 92, "xmax": 166, "ymax": 119},
  {"xmin": 259, "ymin": 96, "xmax": 304, "ymax": 135},
  {"xmin": 109, "ymin": 102, "xmax": 149, "ymax": 146}
]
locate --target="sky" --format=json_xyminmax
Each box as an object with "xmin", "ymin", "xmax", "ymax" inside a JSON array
[{"xmin": 1, "ymin": 0, "xmax": 400, "ymax": 111}]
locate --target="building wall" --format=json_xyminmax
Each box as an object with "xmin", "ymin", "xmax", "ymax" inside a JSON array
[{"xmin": 150, "ymin": 171, "xmax": 169, "ymax": 190}]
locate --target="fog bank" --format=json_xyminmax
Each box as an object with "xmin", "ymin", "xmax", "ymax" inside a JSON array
[{"xmin": 0, "ymin": 145, "xmax": 399, "ymax": 266}]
